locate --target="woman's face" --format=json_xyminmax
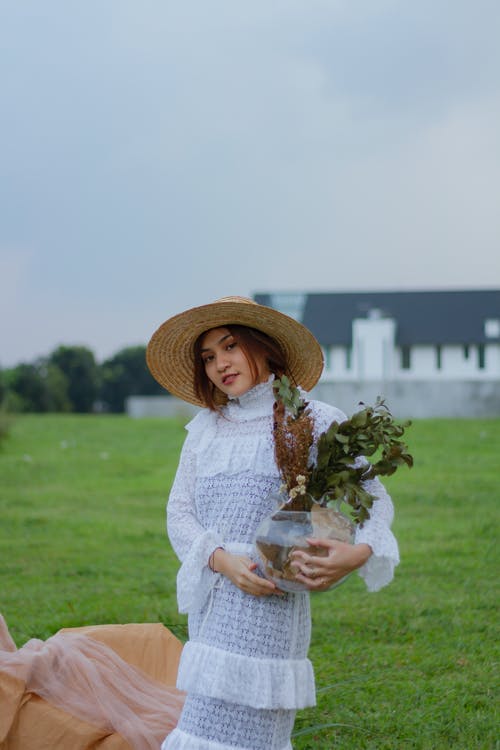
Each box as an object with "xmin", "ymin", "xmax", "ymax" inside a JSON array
[{"xmin": 199, "ymin": 327, "xmax": 270, "ymax": 399}]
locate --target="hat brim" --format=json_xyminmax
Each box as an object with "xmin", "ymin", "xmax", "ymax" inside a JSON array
[{"xmin": 146, "ymin": 298, "xmax": 324, "ymax": 407}]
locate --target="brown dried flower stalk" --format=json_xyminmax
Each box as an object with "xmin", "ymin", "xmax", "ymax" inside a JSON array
[{"xmin": 273, "ymin": 394, "xmax": 315, "ymax": 511}]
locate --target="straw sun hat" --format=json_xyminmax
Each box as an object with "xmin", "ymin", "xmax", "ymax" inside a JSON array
[{"xmin": 146, "ymin": 296, "xmax": 324, "ymax": 407}]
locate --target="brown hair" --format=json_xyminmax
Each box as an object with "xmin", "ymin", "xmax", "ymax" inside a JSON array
[{"xmin": 193, "ymin": 325, "xmax": 288, "ymax": 410}]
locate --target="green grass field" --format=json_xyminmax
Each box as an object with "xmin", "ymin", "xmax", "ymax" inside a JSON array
[{"xmin": 1, "ymin": 415, "xmax": 498, "ymax": 749}]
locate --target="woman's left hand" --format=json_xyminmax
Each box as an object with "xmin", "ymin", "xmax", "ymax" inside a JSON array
[{"xmin": 290, "ymin": 538, "xmax": 372, "ymax": 591}]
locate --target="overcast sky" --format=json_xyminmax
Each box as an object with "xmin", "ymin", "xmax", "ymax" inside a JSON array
[{"xmin": 1, "ymin": 1, "xmax": 499, "ymax": 366}]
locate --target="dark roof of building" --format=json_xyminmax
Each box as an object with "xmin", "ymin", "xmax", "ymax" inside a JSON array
[{"xmin": 254, "ymin": 290, "xmax": 500, "ymax": 346}]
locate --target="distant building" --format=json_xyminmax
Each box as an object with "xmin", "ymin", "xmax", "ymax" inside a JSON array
[{"xmin": 254, "ymin": 290, "xmax": 500, "ymax": 417}]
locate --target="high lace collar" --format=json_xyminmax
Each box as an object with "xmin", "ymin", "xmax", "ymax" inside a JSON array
[{"xmin": 224, "ymin": 376, "xmax": 276, "ymax": 421}]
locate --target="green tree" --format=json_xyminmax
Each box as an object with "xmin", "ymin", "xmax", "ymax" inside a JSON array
[
  {"xmin": 39, "ymin": 361, "xmax": 72, "ymax": 412},
  {"xmin": 3, "ymin": 360, "xmax": 71, "ymax": 412},
  {"xmin": 99, "ymin": 345, "xmax": 165, "ymax": 413},
  {"xmin": 49, "ymin": 346, "xmax": 99, "ymax": 413},
  {"xmin": 4, "ymin": 363, "xmax": 48, "ymax": 412},
  {"xmin": 0, "ymin": 368, "xmax": 14, "ymax": 447},
  {"xmin": 0, "ymin": 368, "xmax": 5, "ymax": 406}
]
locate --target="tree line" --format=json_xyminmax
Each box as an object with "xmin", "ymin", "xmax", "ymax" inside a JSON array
[{"xmin": 0, "ymin": 345, "xmax": 167, "ymax": 414}]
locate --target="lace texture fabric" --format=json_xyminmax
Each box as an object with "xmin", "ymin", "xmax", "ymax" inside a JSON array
[
  {"xmin": 163, "ymin": 380, "xmax": 399, "ymax": 749},
  {"xmin": 163, "ymin": 696, "xmax": 294, "ymax": 750}
]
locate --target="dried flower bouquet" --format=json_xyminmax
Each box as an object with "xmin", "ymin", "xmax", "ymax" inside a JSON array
[{"xmin": 255, "ymin": 376, "xmax": 413, "ymax": 590}]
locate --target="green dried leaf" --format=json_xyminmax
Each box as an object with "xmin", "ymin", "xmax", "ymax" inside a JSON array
[{"xmin": 335, "ymin": 434, "xmax": 349, "ymax": 444}]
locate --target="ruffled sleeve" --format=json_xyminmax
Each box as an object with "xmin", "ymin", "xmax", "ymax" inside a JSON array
[
  {"xmin": 166, "ymin": 410, "xmax": 224, "ymax": 615},
  {"xmin": 309, "ymin": 399, "xmax": 400, "ymax": 592},
  {"xmin": 353, "ymin": 475, "xmax": 399, "ymax": 591}
]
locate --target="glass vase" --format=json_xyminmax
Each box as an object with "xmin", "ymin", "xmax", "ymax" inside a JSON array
[{"xmin": 254, "ymin": 493, "xmax": 355, "ymax": 592}]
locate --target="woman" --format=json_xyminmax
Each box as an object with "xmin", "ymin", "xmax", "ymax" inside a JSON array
[{"xmin": 147, "ymin": 296, "xmax": 399, "ymax": 750}]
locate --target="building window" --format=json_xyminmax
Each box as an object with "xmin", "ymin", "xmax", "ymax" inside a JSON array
[
  {"xmin": 485, "ymin": 319, "xmax": 500, "ymax": 338},
  {"xmin": 463, "ymin": 345, "xmax": 470, "ymax": 360},
  {"xmin": 345, "ymin": 347, "xmax": 352, "ymax": 370},
  {"xmin": 401, "ymin": 346, "xmax": 411, "ymax": 370},
  {"xmin": 436, "ymin": 345, "xmax": 442, "ymax": 370},
  {"xmin": 478, "ymin": 344, "xmax": 485, "ymax": 369}
]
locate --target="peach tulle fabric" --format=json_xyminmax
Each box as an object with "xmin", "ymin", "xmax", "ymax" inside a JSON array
[{"xmin": 0, "ymin": 615, "xmax": 185, "ymax": 750}]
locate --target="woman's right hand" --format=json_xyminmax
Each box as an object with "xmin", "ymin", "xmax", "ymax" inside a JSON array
[{"xmin": 211, "ymin": 549, "xmax": 281, "ymax": 597}]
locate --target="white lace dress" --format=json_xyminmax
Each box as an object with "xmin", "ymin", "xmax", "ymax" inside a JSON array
[{"xmin": 161, "ymin": 381, "xmax": 399, "ymax": 750}]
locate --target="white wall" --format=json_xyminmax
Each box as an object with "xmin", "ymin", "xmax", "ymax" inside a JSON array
[
  {"xmin": 399, "ymin": 345, "xmax": 435, "ymax": 377},
  {"xmin": 351, "ymin": 317, "xmax": 396, "ymax": 380},
  {"xmin": 311, "ymin": 379, "xmax": 500, "ymax": 418},
  {"xmin": 320, "ymin": 341, "xmax": 500, "ymax": 381},
  {"xmin": 487, "ymin": 343, "xmax": 500, "ymax": 373},
  {"xmin": 322, "ymin": 345, "xmax": 352, "ymax": 378},
  {"xmin": 127, "ymin": 395, "xmax": 199, "ymax": 419}
]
